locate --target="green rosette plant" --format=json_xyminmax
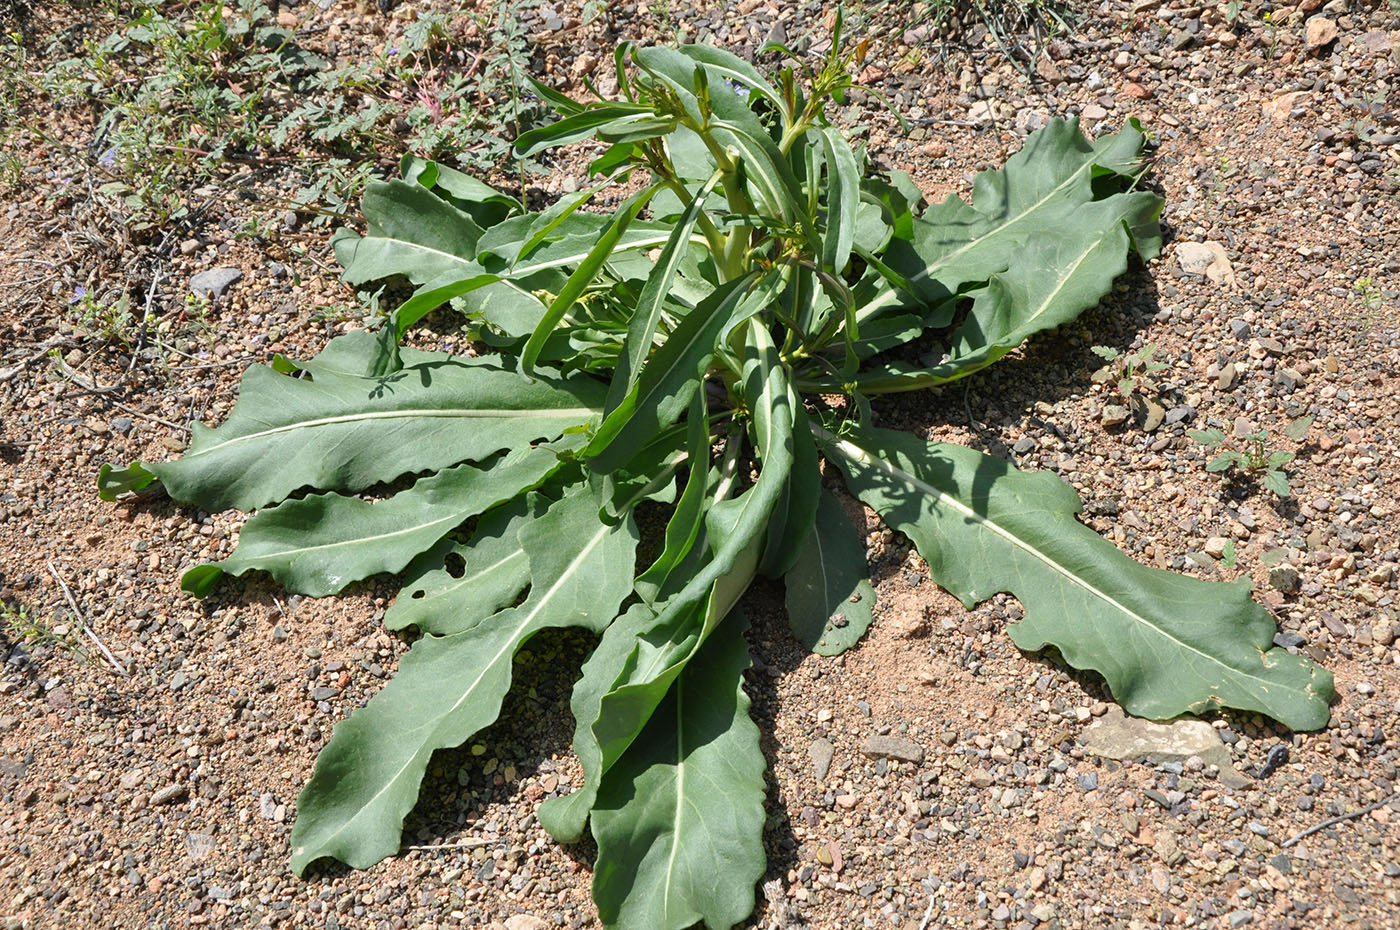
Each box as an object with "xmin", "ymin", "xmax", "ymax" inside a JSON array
[{"xmin": 99, "ymin": 34, "xmax": 1333, "ymax": 930}]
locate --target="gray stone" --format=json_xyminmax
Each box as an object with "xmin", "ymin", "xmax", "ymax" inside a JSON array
[
  {"xmin": 1082, "ymin": 706, "xmax": 1245, "ymax": 786},
  {"xmin": 110, "ymin": 416, "xmax": 133, "ymax": 434},
  {"xmin": 809, "ymin": 738, "xmax": 834, "ymax": 782},
  {"xmin": 1227, "ymin": 910, "xmax": 1254, "ymax": 928},
  {"xmin": 189, "ymin": 267, "xmax": 244, "ymax": 299},
  {"xmin": 1132, "ymin": 395, "xmax": 1166, "ymax": 432},
  {"xmin": 859, "ymin": 735, "xmax": 924, "ymax": 765},
  {"xmin": 1101, "ymin": 404, "xmax": 1131, "ymax": 428},
  {"xmin": 150, "ymin": 783, "xmax": 187, "ymax": 805},
  {"xmin": 1269, "ymin": 565, "xmax": 1300, "ymax": 593},
  {"xmin": 1274, "ymin": 367, "xmax": 1304, "ymax": 392}
]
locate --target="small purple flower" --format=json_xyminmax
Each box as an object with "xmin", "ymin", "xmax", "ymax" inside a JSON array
[
  {"xmin": 70, "ymin": 286, "xmax": 87, "ymax": 305},
  {"xmin": 387, "ymin": 45, "xmax": 398, "ymax": 56},
  {"xmin": 99, "ymin": 146, "xmax": 118, "ymax": 168}
]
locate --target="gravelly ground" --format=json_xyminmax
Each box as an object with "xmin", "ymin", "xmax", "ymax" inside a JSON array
[{"xmin": 1, "ymin": 1, "xmax": 1398, "ymax": 929}]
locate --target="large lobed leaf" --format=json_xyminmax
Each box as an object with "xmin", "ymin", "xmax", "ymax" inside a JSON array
[
  {"xmin": 180, "ymin": 445, "xmax": 565, "ymax": 598},
  {"xmin": 839, "ymin": 119, "xmax": 1163, "ymax": 392},
  {"xmin": 590, "ymin": 611, "xmax": 767, "ymax": 930},
  {"xmin": 99, "ymin": 332, "xmax": 604, "ymax": 513},
  {"xmin": 290, "ymin": 486, "xmax": 638, "ymax": 875},
  {"xmin": 819, "ymin": 424, "xmax": 1334, "ymax": 730}
]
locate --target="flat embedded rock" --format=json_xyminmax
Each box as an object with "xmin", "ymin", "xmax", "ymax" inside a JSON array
[
  {"xmin": 1305, "ymin": 16, "xmax": 1337, "ymax": 52},
  {"xmin": 1082, "ymin": 706, "xmax": 1245, "ymax": 786},
  {"xmin": 189, "ymin": 267, "xmax": 244, "ymax": 299},
  {"xmin": 809, "ymin": 738, "xmax": 835, "ymax": 782},
  {"xmin": 503, "ymin": 915, "xmax": 551, "ymax": 930},
  {"xmin": 1261, "ymin": 91, "xmax": 1310, "ymax": 122},
  {"xmin": 859, "ymin": 735, "xmax": 924, "ymax": 764},
  {"xmin": 1175, "ymin": 241, "xmax": 1235, "ymax": 286}
]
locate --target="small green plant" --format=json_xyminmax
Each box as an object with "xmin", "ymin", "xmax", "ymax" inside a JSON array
[
  {"xmin": 68, "ymin": 287, "xmax": 137, "ymax": 344},
  {"xmin": 1221, "ymin": 538, "xmax": 1237, "ymax": 570},
  {"xmin": 23, "ymin": 0, "xmax": 546, "ymax": 231},
  {"xmin": 1225, "ymin": 0, "xmax": 1242, "ymax": 25},
  {"xmin": 1261, "ymin": 10, "xmax": 1280, "ymax": 60},
  {"xmin": 1352, "ymin": 276, "xmax": 1382, "ymax": 312},
  {"xmin": 2, "ymin": 601, "xmax": 83, "ymax": 659},
  {"xmin": 1190, "ymin": 416, "xmax": 1313, "ymax": 498},
  {"xmin": 1090, "ymin": 342, "xmax": 1168, "ymax": 397},
  {"xmin": 100, "ymin": 37, "xmax": 1332, "ymax": 930}
]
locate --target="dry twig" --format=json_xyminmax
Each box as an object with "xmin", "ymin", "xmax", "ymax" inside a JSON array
[
  {"xmin": 45, "ymin": 560, "xmax": 129, "ymax": 677},
  {"xmin": 1281, "ymin": 792, "xmax": 1400, "ymax": 848}
]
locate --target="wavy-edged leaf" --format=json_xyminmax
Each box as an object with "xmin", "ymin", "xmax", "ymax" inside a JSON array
[
  {"xmin": 289, "ymin": 487, "xmax": 637, "ymax": 875},
  {"xmin": 540, "ymin": 319, "xmax": 794, "ymax": 842},
  {"xmin": 784, "ymin": 488, "xmax": 875, "ymax": 655},
  {"xmin": 819, "ymin": 424, "xmax": 1334, "ymax": 730},
  {"xmin": 590, "ymin": 611, "xmax": 766, "ymax": 930},
  {"xmin": 182, "ymin": 444, "xmax": 565, "ymax": 598},
  {"xmin": 400, "ymin": 156, "xmax": 520, "ymax": 228},
  {"xmin": 332, "ymin": 180, "xmax": 483, "ymax": 289},
  {"xmin": 106, "ymin": 332, "xmax": 603, "ymax": 513},
  {"xmin": 383, "ymin": 494, "xmax": 546, "ymax": 635},
  {"xmin": 848, "ymin": 194, "xmax": 1164, "ymax": 392},
  {"xmin": 859, "ymin": 118, "xmax": 1160, "ymax": 325}
]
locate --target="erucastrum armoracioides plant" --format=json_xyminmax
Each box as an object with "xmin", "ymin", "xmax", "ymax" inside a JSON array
[{"xmin": 99, "ymin": 36, "xmax": 1333, "ymax": 930}]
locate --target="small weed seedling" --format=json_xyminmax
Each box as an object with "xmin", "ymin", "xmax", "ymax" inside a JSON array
[
  {"xmin": 1221, "ymin": 538, "xmax": 1237, "ymax": 570},
  {"xmin": 2, "ymin": 601, "xmax": 84, "ymax": 660},
  {"xmin": 1190, "ymin": 416, "xmax": 1313, "ymax": 498},
  {"xmin": 1091, "ymin": 342, "xmax": 1168, "ymax": 398}
]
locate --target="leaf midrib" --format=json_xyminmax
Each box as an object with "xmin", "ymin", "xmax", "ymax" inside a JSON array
[
  {"xmin": 855, "ymin": 154, "xmax": 1098, "ymax": 322},
  {"xmin": 822, "ymin": 432, "xmax": 1300, "ymax": 696},
  {"xmin": 661, "ymin": 673, "xmax": 687, "ymax": 919},
  {"xmin": 908, "ymin": 157, "xmax": 1095, "ymax": 288},
  {"xmin": 182, "ymin": 407, "xmax": 596, "ymax": 460}
]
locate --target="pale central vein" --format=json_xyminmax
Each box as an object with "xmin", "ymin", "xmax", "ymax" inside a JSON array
[{"xmin": 822, "ymin": 431, "xmax": 1291, "ymax": 693}]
